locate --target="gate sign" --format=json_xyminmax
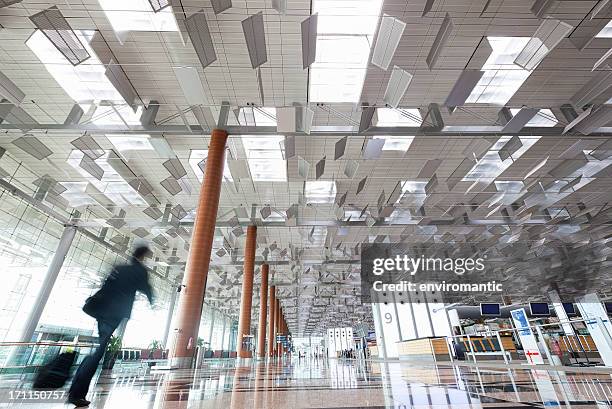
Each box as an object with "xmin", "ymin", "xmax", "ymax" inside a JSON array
[{"xmin": 510, "ymin": 308, "xmax": 544, "ymax": 365}]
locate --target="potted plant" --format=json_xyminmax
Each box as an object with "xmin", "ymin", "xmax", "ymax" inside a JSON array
[
  {"xmin": 102, "ymin": 335, "xmax": 122, "ymax": 370},
  {"xmin": 148, "ymin": 340, "xmax": 162, "ymax": 359}
]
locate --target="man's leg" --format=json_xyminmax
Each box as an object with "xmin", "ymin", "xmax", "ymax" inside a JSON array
[{"xmin": 69, "ymin": 319, "xmax": 118, "ymax": 400}]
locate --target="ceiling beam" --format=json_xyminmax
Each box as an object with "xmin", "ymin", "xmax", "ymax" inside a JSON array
[{"xmin": 1, "ymin": 123, "xmax": 612, "ymax": 137}]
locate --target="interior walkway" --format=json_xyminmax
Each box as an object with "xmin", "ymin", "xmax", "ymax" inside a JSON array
[{"xmin": 1, "ymin": 358, "xmax": 611, "ymax": 408}]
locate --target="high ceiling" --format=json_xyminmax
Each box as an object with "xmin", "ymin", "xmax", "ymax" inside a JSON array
[{"xmin": 0, "ymin": 0, "xmax": 612, "ymax": 335}]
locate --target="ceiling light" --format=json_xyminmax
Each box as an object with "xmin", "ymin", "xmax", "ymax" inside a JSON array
[
  {"xmin": 189, "ymin": 149, "xmax": 233, "ymax": 182},
  {"xmin": 97, "ymin": 0, "xmax": 178, "ymax": 33},
  {"xmin": 185, "ymin": 11, "xmax": 217, "ymax": 69},
  {"xmin": 514, "ymin": 18, "xmax": 573, "ymax": 71},
  {"xmin": 173, "ymin": 66, "xmax": 208, "ymax": 106},
  {"xmin": 29, "ymin": 6, "xmax": 90, "ymax": 66},
  {"xmin": 426, "ymin": 13, "xmax": 454, "ymax": 69},
  {"xmin": 0, "ymin": 70, "xmax": 25, "ymax": 105},
  {"xmin": 371, "ymin": 15, "xmax": 406, "ymax": 70},
  {"xmin": 383, "ymin": 66, "xmax": 413, "ymax": 108},
  {"xmin": 444, "ymin": 70, "xmax": 484, "ymax": 108},
  {"xmin": 375, "ymin": 107, "xmax": 422, "ymax": 126},
  {"xmin": 242, "ymin": 12, "xmax": 267, "ymax": 69},
  {"xmin": 106, "ymin": 134, "xmax": 154, "ymax": 152},
  {"xmin": 301, "ymin": 14, "xmax": 318, "ymax": 69}
]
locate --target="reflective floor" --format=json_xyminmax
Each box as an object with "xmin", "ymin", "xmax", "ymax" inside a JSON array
[{"xmin": 1, "ymin": 358, "xmax": 611, "ymax": 408}]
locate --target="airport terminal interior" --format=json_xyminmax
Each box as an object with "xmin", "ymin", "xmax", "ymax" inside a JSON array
[{"xmin": 1, "ymin": 0, "xmax": 612, "ymax": 407}]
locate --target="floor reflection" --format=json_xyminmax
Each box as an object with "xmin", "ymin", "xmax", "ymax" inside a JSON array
[{"xmin": 0, "ymin": 357, "xmax": 610, "ymax": 408}]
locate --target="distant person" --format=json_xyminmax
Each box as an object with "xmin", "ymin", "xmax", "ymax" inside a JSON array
[{"xmin": 68, "ymin": 246, "xmax": 154, "ymax": 407}]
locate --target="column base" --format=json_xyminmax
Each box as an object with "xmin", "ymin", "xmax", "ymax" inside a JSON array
[{"xmin": 169, "ymin": 356, "xmax": 193, "ymax": 369}]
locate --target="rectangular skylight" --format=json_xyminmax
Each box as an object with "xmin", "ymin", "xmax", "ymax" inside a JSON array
[
  {"xmin": 509, "ymin": 108, "xmax": 557, "ymax": 127},
  {"xmin": 374, "ymin": 136, "xmax": 414, "ymax": 152},
  {"xmin": 106, "ymin": 134, "xmax": 154, "ymax": 152},
  {"xmin": 375, "ymin": 108, "xmax": 422, "ymax": 126},
  {"xmin": 309, "ymin": 0, "xmax": 384, "ymax": 103},
  {"xmin": 98, "ymin": 0, "xmax": 178, "ymax": 33},
  {"xmin": 242, "ymin": 136, "xmax": 286, "ymax": 182},
  {"xmin": 188, "ymin": 149, "xmax": 233, "ymax": 182},
  {"xmin": 305, "ymin": 180, "xmax": 336, "ymax": 204},
  {"xmin": 67, "ymin": 150, "xmax": 147, "ymax": 206},
  {"xmin": 466, "ymin": 37, "xmax": 532, "ymax": 105},
  {"xmin": 26, "ymin": 30, "xmax": 127, "ymax": 104},
  {"xmin": 462, "ymin": 135, "xmax": 541, "ymax": 183}
]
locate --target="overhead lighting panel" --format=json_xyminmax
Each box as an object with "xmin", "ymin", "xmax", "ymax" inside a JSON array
[
  {"xmin": 211, "ymin": 0, "xmax": 231, "ymax": 14},
  {"xmin": 173, "ymin": 66, "xmax": 208, "ymax": 105},
  {"xmin": 301, "ymin": 14, "xmax": 318, "ymax": 69},
  {"xmin": 148, "ymin": 0, "xmax": 168, "ymax": 12},
  {"xmin": 570, "ymin": 105, "xmax": 612, "ymax": 135},
  {"xmin": 12, "ymin": 136, "xmax": 53, "ymax": 160},
  {"xmin": 570, "ymin": 68, "xmax": 612, "ymax": 109},
  {"xmin": 383, "ymin": 66, "xmax": 413, "ymax": 108},
  {"xmin": 242, "ymin": 12, "xmax": 267, "ymax": 69},
  {"xmin": 514, "ymin": 18, "xmax": 573, "ymax": 71},
  {"xmin": 71, "ymin": 135, "xmax": 105, "ymax": 159},
  {"xmin": 29, "ymin": 6, "xmax": 90, "ymax": 66},
  {"xmin": 0, "ymin": 70, "xmax": 25, "ymax": 105},
  {"xmin": 444, "ymin": 70, "xmax": 484, "ymax": 108},
  {"xmin": 163, "ymin": 157, "xmax": 187, "ymax": 180},
  {"xmin": 426, "ymin": 13, "xmax": 453, "ymax": 69},
  {"xmin": 80, "ymin": 155, "xmax": 105, "ymax": 180},
  {"xmin": 371, "ymin": 15, "xmax": 406, "ymax": 70},
  {"xmin": 276, "ymin": 107, "xmax": 297, "ymax": 132},
  {"xmin": 501, "ymin": 107, "xmax": 539, "ymax": 133},
  {"xmin": 105, "ymin": 59, "xmax": 139, "ymax": 111},
  {"xmin": 530, "ymin": 0, "xmax": 555, "ymax": 18},
  {"xmin": 185, "ymin": 11, "xmax": 217, "ymax": 69},
  {"xmin": 0, "ymin": 0, "xmax": 22, "ymax": 8},
  {"xmin": 161, "ymin": 176, "xmax": 182, "ymax": 195}
]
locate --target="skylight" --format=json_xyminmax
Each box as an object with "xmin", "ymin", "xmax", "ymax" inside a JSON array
[
  {"xmin": 106, "ymin": 135, "xmax": 154, "ymax": 152},
  {"xmin": 309, "ymin": 0, "xmax": 384, "ymax": 103},
  {"xmin": 375, "ymin": 108, "xmax": 422, "ymax": 126},
  {"xmin": 397, "ymin": 181, "xmax": 427, "ymax": 207},
  {"xmin": 305, "ymin": 181, "xmax": 337, "ymax": 204},
  {"xmin": 509, "ymin": 108, "xmax": 557, "ymax": 127},
  {"xmin": 66, "ymin": 150, "xmax": 147, "ymax": 206},
  {"xmin": 98, "ymin": 0, "xmax": 178, "ymax": 33},
  {"xmin": 242, "ymin": 136, "xmax": 286, "ymax": 182},
  {"xmin": 26, "ymin": 30, "xmax": 126, "ymax": 103},
  {"xmin": 188, "ymin": 150, "xmax": 233, "ymax": 182},
  {"xmin": 375, "ymin": 136, "xmax": 415, "ymax": 152},
  {"xmin": 236, "ymin": 107, "xmax": 277, "ymax": 126},
  {"xmin": 462, "ymin": 136, "xmax": 541, "ymax": 183},
  {"xmin": 86, "ymin": 105, "xmax": 144, "ymax": 126},
  {"xmin": 466, "ymin": 37, "xmax": 532, "ymax": 105}
]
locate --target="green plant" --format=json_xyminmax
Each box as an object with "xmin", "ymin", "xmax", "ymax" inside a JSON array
[
  {"xmin": 197, "ymin": 337, "xmax": 204, "ymax": 347},
  {"xmin": 148, "ymin": 340, "xmax": 162, "ymax": 350},
  {"xmin": 106, "ymin": 335, "xmax": 122, "ymax": 355}
]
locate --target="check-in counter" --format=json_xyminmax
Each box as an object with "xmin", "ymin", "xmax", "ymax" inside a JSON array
[{"xmin": 396, "ymin": 338, "xmax": 452, "ymax": 362}]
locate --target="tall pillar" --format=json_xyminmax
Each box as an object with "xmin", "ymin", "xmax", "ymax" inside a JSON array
[
  {"xmin": 237, "ymin": 225, "xmax": 257, "ymax": 359},
  {"xmin": 9, "ymin": 225, "xmax": 77, "ymax": 365},
  {"xmin": 257, "ymin": 264, "xmax": 269, "ymax": 358},
  {"xmin": 276, "ymin": 302, "xmax": 282, "ymax": 358},
  {"xmin": 170, "ymin": 129, "xmax": 228, "ymax": 368},
  {"xmin": 161, "ymin": 286, "xmax": 178, "ymax": 349},
  {"xmin": 267, "ymin": 285, "xmax": 276, "ymax": 357}
]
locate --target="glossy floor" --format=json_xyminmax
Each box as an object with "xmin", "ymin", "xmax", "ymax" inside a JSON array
[{"xmin": 1, "ymin": 358, "xmax": 611, "ymax": 408}]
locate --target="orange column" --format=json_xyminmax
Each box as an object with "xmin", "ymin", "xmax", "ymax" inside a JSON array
[
  {"xmin": 257, "ymin": 264, "xmax": 269, "ymax": 359},
  {"xmin": 267, "ymin": 285, "xmax": 276, "ymax": 357},
  {"xmin": 277, "ymin": 303, "xmax": 283, "ymax": 358},
  {"xmin": 237, "ymin": 225, "xmax": 257, "ymax": 359},
  {"xmin": 170, "ymin": 129, "xmax": 227, "ymax": 368},
  {"xmin": 275, "ymin": 299, "xmax": 281, "ymax": 358}
]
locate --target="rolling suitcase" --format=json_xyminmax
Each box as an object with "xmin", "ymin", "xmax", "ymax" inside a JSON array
[{"xmin": 33, "ymin": 351, "xmax": 77, "ymax": 389}]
